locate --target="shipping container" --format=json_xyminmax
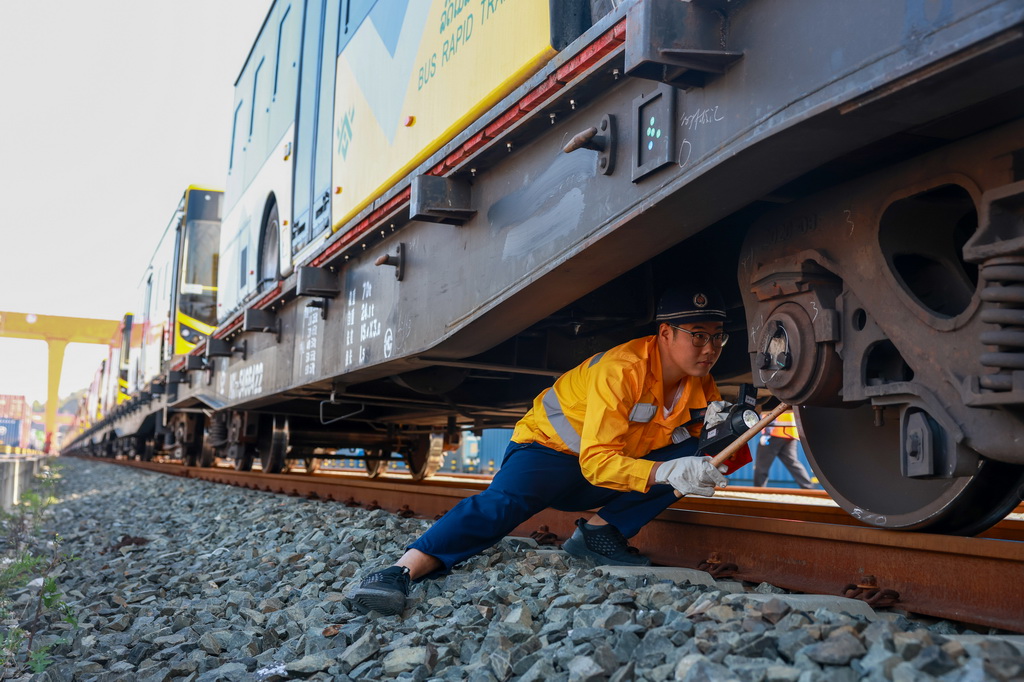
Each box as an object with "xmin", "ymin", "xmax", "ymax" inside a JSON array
[{"xmin": 0, "ymin": 418, "xmax": 22, "ymax": 449}]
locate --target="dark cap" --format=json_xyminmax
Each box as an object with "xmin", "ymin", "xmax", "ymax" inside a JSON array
[{"xmin": 655, "ymin": 285, "xmax": 727, "ymax": 324}]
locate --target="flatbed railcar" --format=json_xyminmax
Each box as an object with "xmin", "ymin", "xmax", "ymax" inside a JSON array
[{"xmin": 65, "ymin": 0, "xmax": 1024, "ymax": 537}]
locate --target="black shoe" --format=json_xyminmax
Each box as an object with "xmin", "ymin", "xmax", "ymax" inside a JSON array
[
  {"xmin": 562, "ymin": 518, "xmax": 652, "ymax": 566},
  {"xmin": 349, "ymin": 566, "xmax": 411, "ymax": 616}
]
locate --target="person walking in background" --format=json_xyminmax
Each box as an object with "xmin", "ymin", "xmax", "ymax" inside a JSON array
[{"xmin": 753, "ymin": 410, "xmax": 815, "ymax": 489}]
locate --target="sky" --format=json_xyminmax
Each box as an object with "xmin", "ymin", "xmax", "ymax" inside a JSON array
[{"xmin": 0, "ymin": 1, "xmax": 273, "ymax": 405}]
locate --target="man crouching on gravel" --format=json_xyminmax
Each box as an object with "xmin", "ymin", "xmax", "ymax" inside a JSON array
[{"xmin": 350, "ymin": 284, "xmax": 749, "ymax": 617}]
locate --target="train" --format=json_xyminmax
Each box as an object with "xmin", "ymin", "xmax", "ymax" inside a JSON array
[{"xmin": 63, "ymin": 0, "xmax": 1024, "ymax": 537}]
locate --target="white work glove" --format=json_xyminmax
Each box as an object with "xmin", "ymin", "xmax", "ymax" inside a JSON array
[
  {"xmin": 703, "ymin": 401, "xmax": 733, "ymax": 428},
  {"xmin": 654, "ymin": 457, "xmax": 728, "ymax": 497}
]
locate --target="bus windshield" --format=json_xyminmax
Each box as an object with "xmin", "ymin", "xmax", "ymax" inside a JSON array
[{"xmin": 179, "ymin": 218, "xmax": 219, "ymax": 326}]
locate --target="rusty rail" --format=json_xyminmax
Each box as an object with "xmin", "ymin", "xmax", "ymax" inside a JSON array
[{"xmin": 81, "ymin": 456, "xmax": 1024, "ymax": 632}]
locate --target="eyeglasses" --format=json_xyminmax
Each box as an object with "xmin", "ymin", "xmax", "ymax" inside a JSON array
[{"xmin": 670, "ymin": 325, "xmax": 729, "ymax": 348}]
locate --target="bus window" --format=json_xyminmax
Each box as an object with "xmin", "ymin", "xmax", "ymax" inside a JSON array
[
  {"xmin": 179, "ymin": 219, "xmax": 219, "ymax": 326},
  {"xmin": 230, "ymin": 100, "xmax": 244, "ymax": 172},
  {"xmin": 274, "ymin": 5, "xmax": 292, "ymax": 98},
  {"xmin": 250, "ymin": 57, "xmax": 264, "ymax": 139},
  {"xmin": 179, "ymin": 192, "xmax": 222, "ymax": 328}
]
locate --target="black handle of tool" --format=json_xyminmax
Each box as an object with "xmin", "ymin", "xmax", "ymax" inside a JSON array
[{"xmin": 673, "ymin": 402, "xmax": 792, "ymax": 498}]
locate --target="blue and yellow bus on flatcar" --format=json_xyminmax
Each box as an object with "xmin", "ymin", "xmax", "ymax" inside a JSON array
[
  {"xmin": 133, "ymin": 187, "xmax": 222, "ymax": 388},
  {"xmin": 218, "ymin": 0, "xmax": 581, "ymax": 319},
  {"xmin": 65, "ymin": 0, "xmax": 1024, "ymax": 536}
]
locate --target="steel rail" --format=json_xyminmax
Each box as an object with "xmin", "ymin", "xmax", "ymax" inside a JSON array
[{"xmin": 82, "ymin": 456, "xmax": 1023, "ymax": 633}]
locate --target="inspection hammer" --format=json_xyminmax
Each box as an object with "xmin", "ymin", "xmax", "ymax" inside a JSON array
[{"xmin": 674, "ymin": 401, "xmax": 792, "ymax": 498}]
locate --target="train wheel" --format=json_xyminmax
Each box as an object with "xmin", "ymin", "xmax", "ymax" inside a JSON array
[
  {"xmin": 257, "ymin": 415, "xmax": 288, "ymax": 474},
  {"xmin": 176, "ymin": 414, "xmax": 204, "ymax": 467},
  {"xmin": 232, "ymin": 444, "xmax": 254, "ymax": 471},
  {"xmin": 405, "ymin": 434, "xmax": 445, "ymax": 481},
  {"xmin": 364, "ymin": 449, "xmax": 388, "ymax": 478},
  {"xmin": 180, "ymin": 433, "xmax": 199, "ymax": 466},
  {"xmin": 798, "ymin": 404, "xmax": 1024, "ymax": 536},
  {"xmin": 198, "ymin": 443, "xmax": 217, "ymax": 468}
]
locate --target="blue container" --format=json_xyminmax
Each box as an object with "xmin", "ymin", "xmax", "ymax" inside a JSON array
[
  {"xmin": 0, "ymin": 418, "xmax": 20, "ymax": 448},
  {"xmin": 479, "ymin": 429, "xmax": 514, "ymax": 474}
]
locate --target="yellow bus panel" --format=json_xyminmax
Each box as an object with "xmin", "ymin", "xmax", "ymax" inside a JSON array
[{"xmin": 331, "ymin": 0, "xmax": 556, "ymax": 229}]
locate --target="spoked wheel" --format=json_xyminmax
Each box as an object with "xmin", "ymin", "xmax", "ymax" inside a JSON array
[
  {"xmin": 798, "ymin": 404, "xmax": 1024, "ymax": 536},
  {"xmin": 257, "ymin": 415, "xmax": 289, "ymax": 474},
  {"xmin": 364, "ymin": 449, "xmax": 389, "ymax": 478},
  {"xmin": 404, "ymin": 434, "xmax": 445, "ymax": 481}
]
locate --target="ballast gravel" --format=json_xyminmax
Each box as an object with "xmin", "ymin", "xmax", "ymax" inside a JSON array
[{"xmin": 8, "ymin": 457, "xmax": 1023, "ymax": 682}]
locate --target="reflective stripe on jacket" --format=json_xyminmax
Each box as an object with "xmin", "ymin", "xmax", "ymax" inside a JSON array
[
  {"xmin": 510, "ymin": 335, "xmax": 721, "ymax": 493},
  {"xmin": 768, "ymin": 411, "xmax": 799, "ymax": 440}
]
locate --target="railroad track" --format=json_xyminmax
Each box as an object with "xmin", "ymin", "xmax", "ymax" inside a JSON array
[{"xmin": 76, "ymin": 456, "xmax": 1024, "ymax": 633}]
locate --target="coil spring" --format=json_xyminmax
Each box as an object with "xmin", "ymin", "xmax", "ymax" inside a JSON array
[
  {"xmin": 206, "ymin": 413, "xmax": 229, "ymax": 447},
  {"xmin": 978, "ymin": 260, "xmax": 1024, "ymax": 391}
]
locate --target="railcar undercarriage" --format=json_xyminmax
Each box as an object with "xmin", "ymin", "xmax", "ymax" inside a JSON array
[{"xmin": 741, "ymin": 120, "xmax": 1024, "ymax": 535}]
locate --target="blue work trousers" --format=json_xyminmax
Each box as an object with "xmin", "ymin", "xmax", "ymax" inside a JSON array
[{"xmin": 409, "ymin": 439, "xmax": 699, "ymax": 572}]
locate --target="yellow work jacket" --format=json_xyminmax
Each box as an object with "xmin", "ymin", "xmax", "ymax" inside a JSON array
[
  {"xmin": 511, "ymin": 335, "xmax": 721, "ymax": 493},
  {"xmin": 768, "ymin": 411, "xmax": 799, "ymax": 440}
]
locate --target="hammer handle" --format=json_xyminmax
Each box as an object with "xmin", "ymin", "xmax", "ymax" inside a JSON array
[{"xmin": 673, "ymin": 402, "xmax": 792, "ymax": 498}]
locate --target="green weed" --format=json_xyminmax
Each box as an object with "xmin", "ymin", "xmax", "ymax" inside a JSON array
[{"xmin": 0, "ymin": 459, "xmax": 78, "ymax": 675}]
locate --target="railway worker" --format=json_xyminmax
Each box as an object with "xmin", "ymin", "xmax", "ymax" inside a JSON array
[
  {"xmin": 753, "ymin": 410, "xmax": 816, "ymax": 489},
  {"xmin": 350, "ymin": 284, "xmax": 750, "ymax": 617}
]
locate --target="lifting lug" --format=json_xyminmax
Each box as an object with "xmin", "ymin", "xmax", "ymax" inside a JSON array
[
  {"xmin": 374, "ymin": 242, "xmax": 406, "ymax": 281},
  {"xmin": 562, "ymin": 114, "xmax": 616, "ymax": 175}
]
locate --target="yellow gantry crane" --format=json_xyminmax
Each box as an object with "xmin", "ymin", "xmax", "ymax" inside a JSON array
[{"xmin": 0, "ymin": 312, "xmax": 119, "ymax": 452}]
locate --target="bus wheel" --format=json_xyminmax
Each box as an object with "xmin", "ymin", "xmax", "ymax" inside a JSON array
[{"xmin": 259, "ymin": 201, "xmax": 281, "ymax": 285}]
